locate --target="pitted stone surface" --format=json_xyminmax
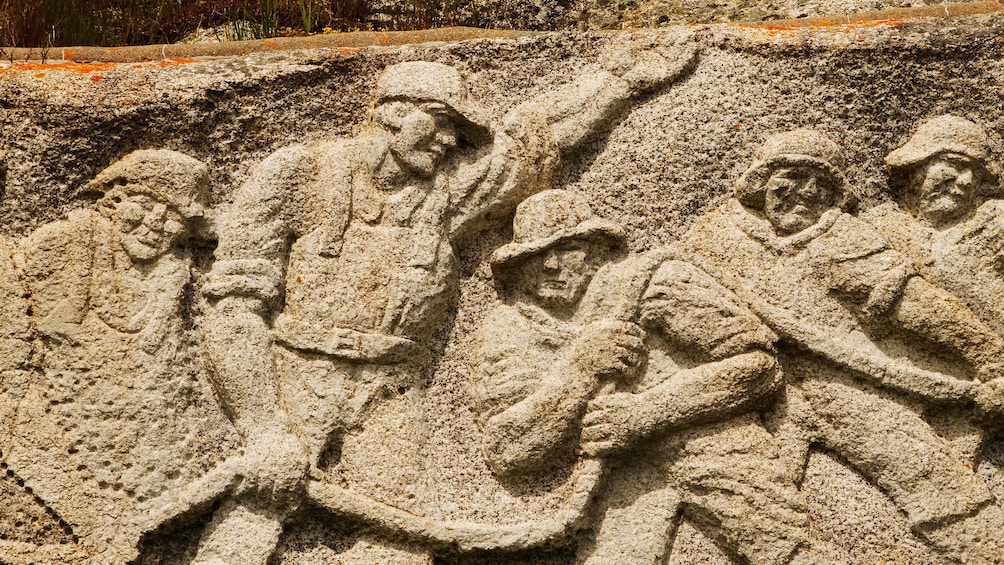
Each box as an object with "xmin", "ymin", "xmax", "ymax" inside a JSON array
[{"xmin": 2, "ymin": 14, "xmax": 1004, "ymax": 565}]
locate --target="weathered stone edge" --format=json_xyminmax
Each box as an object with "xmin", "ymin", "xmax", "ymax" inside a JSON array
[{"xmin": 0, "ymin": 1, "xmax": 1000, "ymax": 63}]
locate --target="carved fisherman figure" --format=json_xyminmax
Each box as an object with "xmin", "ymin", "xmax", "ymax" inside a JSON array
[
  {"xmin": 199, "ymin": 48, "xmax": 697, "ymax": 565},
  {"xmin": 678, "ymin": 129, "xmax": 1004, "ymax": 563},
  {"xmin": 869, "ymin": 115, "xmax": 1004, "ymax": 415},
  {"xmin": 9, "ymin": 150, "xmax": 236, "ymax": 563},
  {"xmin": 474, "ymin": 190, "xmax": 842, "ymax": 565}
]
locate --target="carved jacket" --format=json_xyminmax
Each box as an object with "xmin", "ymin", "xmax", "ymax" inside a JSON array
[
  {"xmin": 473, "ymin": 254, "xmax": 778, "ymax": 476},
  {"xmin": 207, "ymin": 115, "xmax": 558, "ymax": 363},
  {"xmin": 866, "ymin": 199, "xmax": 1004, "ymax": 336},
  {"xmin": 18, "ymin": 208, "xmax": 189, "ymax": 355},
  {"xmin": 679, "ymin": 199, "xmax": 916, "ymax": 379}
]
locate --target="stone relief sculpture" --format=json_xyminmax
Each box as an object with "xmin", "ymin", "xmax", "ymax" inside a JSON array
[
  {"xmin": 6, "ymin": 44, "xmax": 1004, "ymax": 564},
  {"xmin": 868, "ymin": 115, "xmax": 1004, "ymax": 418},
  {"xmin": 473, "ymin": 189, "xmax": 846, "ymax": 564},
  {"xmin": 676, "ymin": 129, "xmax": 1004, "ymax": 563},
  {"xmin": 6, "ymin": 150, "xmax": 238, "ymax": 564},
  {"xmin": 190, "ymin": 44, "xmax": 698, "ymax": 565}
]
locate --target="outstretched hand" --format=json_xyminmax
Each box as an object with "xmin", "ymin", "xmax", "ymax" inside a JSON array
[{"xmin": 601, "ymin": 37, "xmax": 699, "ymax": 97}]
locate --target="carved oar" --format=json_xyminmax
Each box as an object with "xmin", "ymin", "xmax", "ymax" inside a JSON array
[
  {"xmin": 141, "ymin": 455, "xmax": 605, "ymax": 554},
  {"xmin": 306, "ymin": 458, "xmax": 604, "ymax": 552},
  {"xmin": 676, "ymin": 249, "xmax": 977, "ymax": 403}
]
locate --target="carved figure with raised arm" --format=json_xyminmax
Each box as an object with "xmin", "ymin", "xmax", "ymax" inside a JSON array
[
  {"xmin": 8, "ymin": 150, "xmax": 235, "ymax": 563},
  {"xmin": 197, "ymin": 43, "xmax": 698, "ymax": 565},
  {"xmin": 678, "ymin": 128, "xmax": 1004, "ymax": 564},
  {"xmin": 473, "ymin": 189, "xmax": 845, "ymax": 565}
]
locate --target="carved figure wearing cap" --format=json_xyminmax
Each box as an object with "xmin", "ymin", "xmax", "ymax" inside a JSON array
[
  {"xmin": 8, "ymin": 150, "xmax": 237, "ymax": 563},
  {"xmin": 867, "ymin": 114, "xmax": 1004, "ymax": 477},
  {"xmin": 679, "ymin": 129, "xmax": 1004, "ymax": 563},
  {"xmin": 197, "ymin": 45, "xmax": 698, "ymax": 565},
  {"xmin": 474, "ymin": 189, "xmax": 845, "ymax": 564}
]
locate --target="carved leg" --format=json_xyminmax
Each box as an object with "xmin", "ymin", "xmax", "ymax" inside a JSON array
[
  {"xmin": 576, "ymin": 455, "xmax": 682, "ymax": 565},
  {"xmin": 916, "ymin": 502, "xmax": 1004, "ymax": 564},
  {"xmin": 190, "ymin": 498, "xmax": 285, "ymax": 565},
  {"xmin": 673, "ymin": 418, "xmax": 835, "ymax": 565},
  {"xmin": 804, "ymin": 379, "xmax": 999, "ymax": 554}
]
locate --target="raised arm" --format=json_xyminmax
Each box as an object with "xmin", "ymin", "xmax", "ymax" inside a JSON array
[{"xmin": 448, "ymin": 42, "xmax": 699, "ymax": 240}]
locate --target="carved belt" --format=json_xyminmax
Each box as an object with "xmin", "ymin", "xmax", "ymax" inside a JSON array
[{"xmin": 271, "ymin": 314, "xmax": 419, "ymax": 364}]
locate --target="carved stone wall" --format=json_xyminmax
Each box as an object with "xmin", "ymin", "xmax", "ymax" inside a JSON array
[{"xmin": 2, "ymin": 13, "xmax": 1004, "ymax": 565}]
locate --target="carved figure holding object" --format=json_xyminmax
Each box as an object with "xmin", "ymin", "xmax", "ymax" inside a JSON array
[
  {"xmin": 195, "ymin": 41, "xmax": 699, "ymax": 565},
  {"xmin": 475, "ymin": 189, "xmax": 845, "ymax": 564},
  {"xmin": 679, "ymin": 128, "xmax": 1004, "ymax": 564}
]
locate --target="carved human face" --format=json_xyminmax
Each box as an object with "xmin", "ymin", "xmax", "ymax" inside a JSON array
[
  {"xmin": 522, "ymin": 239, "xmax": 602, "ymax": 312},
  {"xmin": 389, "ymin": 102, "xmax": 459, "ymax": 178},
  {"xmin": 763, "ymin": 165, "xmax": 838, "ymax": 235},
  {"xmin": 100, "ymin": 185, "xmax": 185, "ymax": 262},
  {"xmin": 908, "ymin": 153, "xmax": 981, "ymax": 228}
]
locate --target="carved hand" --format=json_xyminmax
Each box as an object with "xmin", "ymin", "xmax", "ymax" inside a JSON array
[
  {"xmin": 974, "ymin": 378, "xmax": 1004, "ymax": 423},
  {"xmin": 580, "ymin": 391, "xmax": 658, "ymax": 457},
  {"xmin": 236, "ymin": 426, "xmax": 310, "ymax": 515},
  {"xmin": 570, "ymin": 319, "xmax": 645, "ymax": 386},
  {"xmin": 602, "ymin": 39, "xmax": 698, "ymax": 97}
]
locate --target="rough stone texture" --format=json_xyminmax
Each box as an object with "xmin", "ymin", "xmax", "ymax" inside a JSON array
[{"xmin": 2, "ymin": 12, "xmax": 1004, "ymax": 565}]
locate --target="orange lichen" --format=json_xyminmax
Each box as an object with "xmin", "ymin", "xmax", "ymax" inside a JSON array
[
  {"xmin": 35, "ymin": 73, "xmax": 45, "ymax": 78},
  {"xmin": 63, "ymin": 49, "xmax": 74, "ymax": 60},
  {"xmin": 738, "ymin": 18, "xmax": 907, "ymax": 32},
  {"xmin": 1, "ymin": 61, "xmax": 115, "ymax": 74},
  {"xmin": 91, "ymin": 75, "xmax": 103, "ymax": 82},
  {"xmin": 339, "ymin": 47, "xmax": 360, "ymax": 54},
  {"xmin": 262, "ymin": 39, "xmax": 279, "ymax": 49},
  {"xmin": 156, "ymin": 58, "xmax": 196, "ymax": 67}
]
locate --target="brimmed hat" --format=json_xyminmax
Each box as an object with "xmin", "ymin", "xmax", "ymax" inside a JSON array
[
  {"xmin": 374, "ymin": 61, "xmax": 491, "ymax": 146},
  {"xmin": 885, "ymin": 115, "xmax": 1002, "ymax": 192},
  {"xmin": 491, "ymin": 190, "xmax": 626, "ymax": 276},
  {"xmin": 736, "ymin": 129, "xmax": 857, "ymax": 211},
  {"xmin": 87, "ymin": 149, "xmax": 209, "ymax": 219}
]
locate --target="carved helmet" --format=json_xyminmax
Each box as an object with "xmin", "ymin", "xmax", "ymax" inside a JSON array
[
  {"xmin": 885, "ymin": 114, "xmax": 1001, "ymax": 195},
  {"xmin": 735, "ymin": 129, "xmax": 857, "ymax": 211},
  {"xmin": 86, "ymin": 149, "xmax": 209, "ymax": 219},
  {"xmin": 374, "ymin": 61, "xmax": 491, "ymax": 145},
  {"xmin": 491, "ymin": 190, "xmax": 626, "ymax": 277}
]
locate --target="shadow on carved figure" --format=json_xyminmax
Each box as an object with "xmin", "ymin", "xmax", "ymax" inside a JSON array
[
  {"xmin": 0, "ymin": 162, "xmax": 86, "ymax": 565},
  {"xmin": 868, "ymin": 116, "xmax": 1004, "ymax": 430},
  {"xmin": 473, "ymin": 189, "xmax": 847, "ymax": 564},
  {"xmin": 175, "ymin": 39, "xmax": 699, "ymax": 565},
  {"xmin": 678, "ymin": 128, "xmax": 1004, "ymax": 564},
  {"xmin": 6, "ymin": 150, "xmax": 239, "ymax": 564}
]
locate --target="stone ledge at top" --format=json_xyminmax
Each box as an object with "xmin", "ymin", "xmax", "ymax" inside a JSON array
[{"xmin": 0, "ymin": 0, "xmax": 1000, "ymax": 63}]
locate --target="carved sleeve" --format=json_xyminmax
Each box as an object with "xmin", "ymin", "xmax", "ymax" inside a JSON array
[
  {"xmin": 810, "ymin": 214, "xmax": 915, "ymax": 319},
  {"xmin": 203, "ymin": 145, "xmax": 324, "ymax": 308},
  {"xmin": 472, "ymin": 306, "xmax": 587, "ymax": 477},
  {"xmin": 640, "ymin": 259, "xmax": 777, "ymax": 360},
  {"xmin": 447, "ymin": 109, "xmax": 560, "ymax": 241},
  {"xmin": 17, "ymin": 210, "xmax": 97, "ymax": 340}
]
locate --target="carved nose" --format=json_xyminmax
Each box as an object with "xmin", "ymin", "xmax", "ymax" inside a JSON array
[
  {"xmin": 145, "ymin": 203, "xmax": 168, "ymax": 229},
  {"xmin": 437, "ymin": 128, "xmax": 457, "ymax": 150},
  {"xmin": 543, "ymin": 250, "xmax": 560, "ymax": 271},
  {"xmin": 957, "ymin": 169, "xmax": 974, "ymax": 187}
]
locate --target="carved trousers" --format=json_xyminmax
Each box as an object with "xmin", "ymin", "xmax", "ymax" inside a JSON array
[
  {"xmin": 778, "ymin": 376, "xmax": 995, "ymax": 528},
  {"xmin": 579, "ymin": 414, "xmax": 812, "ymax": 565}
]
